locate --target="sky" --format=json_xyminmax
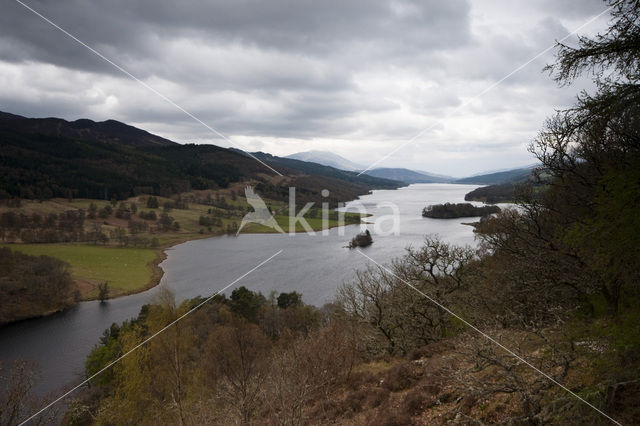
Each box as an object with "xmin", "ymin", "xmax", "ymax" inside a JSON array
[{"xmin": 0, "ymin": 0, "xmax": 611, "ymax": 177}]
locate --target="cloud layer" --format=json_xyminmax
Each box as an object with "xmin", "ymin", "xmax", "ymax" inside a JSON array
[{"xmin": 0, "ymin": 0, "xmax": 608, "ymax": 175}]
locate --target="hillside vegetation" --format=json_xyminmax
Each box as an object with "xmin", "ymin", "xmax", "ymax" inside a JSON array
[
  {"xmin": 464, "ymin": 172, "xmax": 549, "ymax": 203},
  {"xmin": 0, "ymin": 248, "xmax": 75, "ymax": 325},
  {"xmin": 0, "ymin": 111, "xmax": 398, "ymax": 205},
  {"xmin": 454, "ymin": 165, "xmax": 535, "ymax": 185},
  {"xmin": 0, "ymin": 187, "xmax": 362, "ymax": 310},
  {"xmin": 422, "ymin": 202, "xmax": 501, "ymax": 218},
  {"xmin": 2, "ymin": 2, "xmax": 639, "ymax": 424},
  {"xmin": 464, "ymin": 182, "xmax": 519, "ymax": 203}
]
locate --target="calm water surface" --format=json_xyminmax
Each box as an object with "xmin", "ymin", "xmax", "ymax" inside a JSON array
[{"xmin": 0, "ymin": 184, "xmax": 482, "ymax": 397}]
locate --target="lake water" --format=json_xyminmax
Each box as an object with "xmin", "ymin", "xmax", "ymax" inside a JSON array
[{"xmin": 0, "ymin": 183, "xmax": 482, "ymax": 399}]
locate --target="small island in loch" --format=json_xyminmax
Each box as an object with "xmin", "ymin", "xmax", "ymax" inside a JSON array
[
  {"xmin": 422, "ymin": 202, "xmax": 501, "ymax": 219},
  {"xmin": 348, "ymin": 229, "xmax": 373, "ymax": 248}
]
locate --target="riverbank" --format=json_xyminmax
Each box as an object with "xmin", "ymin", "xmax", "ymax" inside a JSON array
[
  {"xmin": 0, "ymin": 184, "xmax": 482, "ymax": 400},
  {"xmin": 0, "ymin": 198, "xmax": 370, "ymax": 327},
  {"xmin": 0, "ymin": 243, "xmax": 160, "ymax": 300},
  {"xmin": 0, "ymin": 203, "xmax": 361, "ymax": 304},
  {"xmin": 0, "ymin": 211, "xmax": 364, "ymax": 326},
  {"xmin": 118, "ymin": 209, "xmax": 365, "ymax": 296}
]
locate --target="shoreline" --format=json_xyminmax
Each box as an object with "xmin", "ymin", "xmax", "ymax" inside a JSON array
[
  {"xmin": 100, "ymin": 215, "xmax": 367, "ymax": 300},
  {"xmin": 0, "ymin": 209, "xmax": 369, "ymax": 326},
  {"xmin": 76, "ymin": 230, "xmax": 226, "ymax": 302}
]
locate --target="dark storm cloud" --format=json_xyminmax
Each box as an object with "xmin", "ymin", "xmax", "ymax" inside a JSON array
[
  {"xmin": 0, "ymin": 0, "xmax": 612, "ymax": 175},
  {"xmin": 0, "ymin": 0, "xmax": 471, "ymax": 78}
]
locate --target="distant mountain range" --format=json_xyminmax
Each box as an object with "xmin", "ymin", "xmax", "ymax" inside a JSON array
[
  {"xmin": 285, "ymin": 150, "xmax": 454, "ymax": 183},
  {"xmin": 363, "ymin": 168, "xmax": 452, "ymax": 184},
  {"xmin": 284, "ymin": 149, "xmax": 536, "ymax": 185},
  {"xmin": 285, "ymin": 150, "xmax": 364, "ymax": 172}
]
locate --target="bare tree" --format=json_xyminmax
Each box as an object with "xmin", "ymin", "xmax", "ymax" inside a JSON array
[
  {"xmin": 451, "ymin": 329, "xmax": 576, "ymax": 424},
  {"xmin": 0, "ymin": 361, "xmax": 57, "ymax": 426},
  {"xmin": 338, "ymin": 236, "xmax": 477, "ymax": 356},
  {"xmin": 264, "ymin": 321, "xmax": 357, "ymax": 425},
  {"xmin": 206, "ymin": 318, "xmax": 270, "ymax": 425}
]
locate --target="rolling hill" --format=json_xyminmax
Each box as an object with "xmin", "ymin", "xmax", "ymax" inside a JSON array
[
  {"xmin": 462, "ymin": 165, "xmax": 544, "ymax": 203},
  {"xmin": 0, "ymin": 112, "xmax": 399, "ymax": 206},
  {"xmin": 0, "ymin": 111, "xmax": 176, "ymax": 147},
  {"xmin": 454, "ymin": 165, "xmax": 536, "ymax": 185}
]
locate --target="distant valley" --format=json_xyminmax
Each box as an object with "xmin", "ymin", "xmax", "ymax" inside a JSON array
[
  {"xmin": 0, "ymin": 111, "xmax": 539, "ymax": 208},
  {"xmin": 363, "ymin": 167, "xmax": 452, "ymax": 184},
  {"xmin": 285, "ymin": 149, "xmax": 537, "ymax": 186}
]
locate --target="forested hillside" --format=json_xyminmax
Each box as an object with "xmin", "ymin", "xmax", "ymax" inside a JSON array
[
  {"xmin": 0, "ymin": 112, "xmax": 398, "ymax": 204},
  {"xmin": 454, "ymin": 166, "xmax": 535, "ymax": 185},
  {"xmin": 463, "ymin": 170, "xmax": 548, "ymax": 203}
]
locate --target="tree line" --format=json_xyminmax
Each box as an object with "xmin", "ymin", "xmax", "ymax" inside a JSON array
[
  {"xmin": 0, "ymin": 210, "xmax": 85, "ymax": 243},
  {"xmin": 62, "ymin": 287, "xmax": 355, "ymax": 425},
  {"xmin": 422, "ymin": 202, "xmax": 501, "ymax": 219},
  {"xmin": 0, "ymin": 248, "xmax": 75, "ymax": 325}
]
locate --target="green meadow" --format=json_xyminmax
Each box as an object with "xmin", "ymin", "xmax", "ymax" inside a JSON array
[
  {"xmin": 1, "ymin": 244, "xmax": 158, "ymax": 299},
  {"xmin": 0, "ymin": 193, "xmax": 364, "ymax": 299}
]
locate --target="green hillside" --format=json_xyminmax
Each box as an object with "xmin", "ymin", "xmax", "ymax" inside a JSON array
[
  {"xmin": 454, "ymin": 166, "xmax": 535, "ymax": 185},
  {"xmin": 0, "ymin": 112, "xmax": 399, "ymax": 205}
]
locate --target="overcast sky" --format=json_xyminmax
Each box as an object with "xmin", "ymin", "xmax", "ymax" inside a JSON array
[{"xmin": 0, "ymin": 0, "xmax": 610, "ymax": 176}]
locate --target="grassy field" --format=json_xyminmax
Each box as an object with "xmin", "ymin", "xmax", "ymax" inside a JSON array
[
  {"xmin": 1, "ymin": 188, "xmax": 364, "ymax": 300},
  {"xmin": 0, "ymin": 192, "xmax": 361, "ymax": 238},
  {"xmin": 0, "ymin": 244, "xmax": 158, "ymax": 299}
]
